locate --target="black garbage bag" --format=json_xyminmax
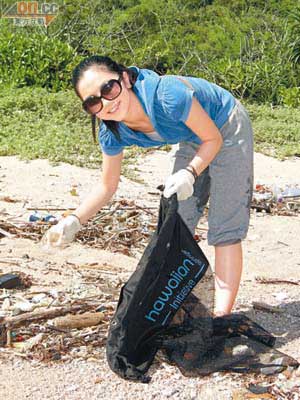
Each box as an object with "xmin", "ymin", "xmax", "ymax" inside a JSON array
[
  {"xmin": 157, "ymin": 298, "xmax": 299, "ymax": 377},
  {"xmin": 106, "ymin": 194, "xmax": 211, "ymax": 382},
  {"xmin": 106, "ymin": 194, "xmax": 299, "ymax": 382}
]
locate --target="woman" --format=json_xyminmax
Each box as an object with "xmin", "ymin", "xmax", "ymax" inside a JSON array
[{"xmin": 46, "ymin": 55, "xmax": 254, "ymax": 317}]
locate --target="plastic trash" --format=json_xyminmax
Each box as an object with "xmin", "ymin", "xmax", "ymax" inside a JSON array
[
  {"xmin": 0, "ymin": 273, "xmax": 22, "ymax": 289},
  {"xmin": 271, "ymin": 185, "xmax": 300, "ymax": 202},
  {"xmin": 281, "ymin": 185, "xmax": 300, "ymax": 198},
  {"xmin": 253, "ymin": 192, "xmax": 272, "ymax": 201},
  {"xmin": 29, "ymin": 211, "xmax": 57, "ymax": 223},
  {"xmin": 271, "ymin": 185, "xmax": 283, "ymax": 202}
]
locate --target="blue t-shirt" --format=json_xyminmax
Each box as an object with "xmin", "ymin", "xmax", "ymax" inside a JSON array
[{"xmin": 99, "ymin": 67, "xmax": 235, "ymax": 156}]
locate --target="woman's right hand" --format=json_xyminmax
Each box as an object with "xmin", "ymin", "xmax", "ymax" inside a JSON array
[{"xmin": 43, "ymin": 215, "xmax": 82, "ymax": 247}]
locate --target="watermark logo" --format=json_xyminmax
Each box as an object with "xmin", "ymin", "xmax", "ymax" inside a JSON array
[{"xmin": 2, "ymin": 2, "xmax": 58, "ymax": 27}]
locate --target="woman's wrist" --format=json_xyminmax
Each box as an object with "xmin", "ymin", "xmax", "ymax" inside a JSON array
[
  {"xmin": 185, "ymin": 164, "xmax": 198, "ymax": 180},
  {"xmin": 69, "ymin": 213, "xmax": 82, "ymax": 225}
]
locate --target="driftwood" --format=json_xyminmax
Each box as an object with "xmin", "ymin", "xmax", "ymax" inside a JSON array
[
  {"xmin": 0, "ymin": 196, "xmax": 21, "ymax": 203},
  {"xmin": 2, "ymin": 304, "xmax": 92, "ymax": 329},
  {"xmin": 252, "ymin": 302, "xmax": 284, "ymax": 314},
  {"xmin": 26, "ymin": 207, "xmax": 76, "ymax": 211},
  {"xmin": 53, "ymin": 312, "xmax": 104, "ymax": 329},
  {"xmin": 0, "ymin": 303, "xmax": 92, "ymax": 346},
  {"xmin": 0, "ymin": 227, "xmax": 14, "ymax": 238},
  {"xmin": 256, "ymin": 276, "xmax": 299, "ymax": 286},
  {"xmin": 1, "ymin": 198, "xmax": 158, "ymax": 256}
]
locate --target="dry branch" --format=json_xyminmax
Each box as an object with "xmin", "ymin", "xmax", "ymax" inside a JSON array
[
  {"xmin": 1, "ymin": 303, "xmax": 92, "ymax": 331},
  {"xmin": 53, "ymin": 312, "xmax": 104, "ymax": 329}
]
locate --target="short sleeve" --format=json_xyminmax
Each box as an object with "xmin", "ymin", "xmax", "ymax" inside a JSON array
[
  {"xmin": 157, "ymin": 76, "xmax": 194, "ymax": 122},
  {"xmin": 98, "ymin": 123, "xmax": 124, "ymax": 156}
]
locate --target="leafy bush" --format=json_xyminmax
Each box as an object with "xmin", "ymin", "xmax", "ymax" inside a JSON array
[
  {"xmin": 1, "ymin": 0, "xmax": 300, "ymax": 105},
  {"xmin": 278, "ymin": 87, "xmax": 300, "ymax": 108},
  {"xmin": 0, "ymin": 23, "xmax": 79, "ymax": 90}
]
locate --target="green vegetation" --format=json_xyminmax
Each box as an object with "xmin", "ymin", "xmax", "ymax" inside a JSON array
[
  {"xmin": 2, "ymin": 0, "xmax": 300, "ymax": 104},
  {"xmin": 0, "ymin": 87, "xmax": 158, "ymax": 172},
  {"xmin": 247, "ymin": 103, "xmax": 300, "ymax": 158},
  {"xmin": 1, "ymin": 88, "xmax": 299, "ymax": 166},
  {"xmin": 0, "ymin": 0, "xmax": 300, "ymax": 165},
  {"xmin": 0, "ymin": 87, "xmax": 98, "ymax": 166}
]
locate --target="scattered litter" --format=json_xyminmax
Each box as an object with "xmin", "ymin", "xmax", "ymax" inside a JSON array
[
  {"xmin": 70, "ymin": 187, "xmax": 78, "ymax": 196},
  {"xmin": 0, "ymin": 273, "xmax": 22, "ymax": 289},
  {"xmin": 29, "ymin": 212, "xmax": 57, "ymax": 223},
  {"xmin": 252, "ymin": 183, "xmax": 300, "ymax": 216},
  {"xmin": 0, "ymin": 189, "xmax": 299, "ymax": 392},
  {"xmin": 0, "ymin": 199, "xmax": 172, "ymax": 257},
  {"xmin": 0, "ymin": 273, "xmax": 31, "ymax": 289},
  {"xmin": 13, "ymin": 333, "xmax": 45, "ymax": 352}
]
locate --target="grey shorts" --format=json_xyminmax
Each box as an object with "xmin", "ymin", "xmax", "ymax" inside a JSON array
[{"xmin": 169, "ymin": 100, "xmax": 254, "ymax": 246}]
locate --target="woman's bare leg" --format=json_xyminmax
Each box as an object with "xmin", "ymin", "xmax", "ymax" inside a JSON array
[{"xmin": 214, "ymin": 242, "xmax": 243, "ymax": 316}]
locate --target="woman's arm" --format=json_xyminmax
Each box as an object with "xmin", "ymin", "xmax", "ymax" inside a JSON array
[
  {"xmin": 73, "ymin": 151, "xmax": 123, "ymax": 224},
  {"xmin": 184, "ymin": 97, "xmax": 223, "ymax": 175}
]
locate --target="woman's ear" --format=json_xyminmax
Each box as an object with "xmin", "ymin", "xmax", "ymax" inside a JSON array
[{"xmin": 122, "ymin": 71, "xmax": 132, "ymax": 89}]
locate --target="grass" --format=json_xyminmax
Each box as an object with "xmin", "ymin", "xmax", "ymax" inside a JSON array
[
  {"xmin": 0, "ymin": 86, "xmax": 101, "ymax": 167},
  {"xmin": 0, "ymin": 86, "xmax": 154, "ymax": 179},
  {"xmin": 246, "ymin": 103, "xmax": 300, "ymax": 159},
  {"xmin": 0, "ymin": 87, "xmax": 299, "ymax": 175}
]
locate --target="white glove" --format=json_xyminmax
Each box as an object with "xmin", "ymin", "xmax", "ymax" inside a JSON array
[
  {"xmin": 163, "ymin": 169, "xmax": 195, "ymax": 201},
  {"xmin": 43, "ymin": 215, "xmax": 81, "ymax": 247}
]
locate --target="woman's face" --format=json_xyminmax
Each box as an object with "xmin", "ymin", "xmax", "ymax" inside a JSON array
[{"xmin": 76, "ymin": 66, "xmax": 132, "ymax": 121}]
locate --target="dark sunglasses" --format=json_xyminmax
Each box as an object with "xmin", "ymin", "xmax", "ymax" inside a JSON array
[{"xmin": 82, "ymin": 76, "xmax": 122, "ymax": 115}]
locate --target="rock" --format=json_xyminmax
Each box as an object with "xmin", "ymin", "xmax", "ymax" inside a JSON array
[
  {"xmin": 284, "ymin": 380, "xmax": 297, "ymax": 390},
  {"xmin": 2, "ymin": 297, "xmax": 10, "ymax": 310},
  {"xmin": 278, "ymin": 373, "xmax": 287, "ymax": 381},
  {"xmin": 14, "ymin": 301, "xmax": 34, "ymax": 313},
  {"xmin": 232, "ymin": 344, "xmax": 255, "ymax": 357},
  {"xmin": 12, "ymin": 307, "xmax": 22, "ymax": 316},
  {"xmin": 17, "ymin": 333, "xmax": 44, "ymax": 352},
  {"xmin": 32, "ymin": 294, "xmax": 47, "ymax": 303},
  {"xmin": 247, "ymin": 383, "xmax": 270, "ymax": 394},
  {"xmin": 260, "ymin": 365, "xmax": 285, "ymax": 375}
]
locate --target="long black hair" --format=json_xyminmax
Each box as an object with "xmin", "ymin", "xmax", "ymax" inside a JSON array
[{"xmin": 72, "ymin": 55, "xmax": 138, "ymax": 143}]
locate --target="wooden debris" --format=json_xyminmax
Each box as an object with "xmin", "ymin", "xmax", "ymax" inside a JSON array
[
  {"xmin": 26, "ymin": 207, "xmax": 76, "ymax": 211},
  {"xmin": 1, "ymin": 199, "xmax": 158, "ymax": 256},
  {"xmin": 1, "ymin": 303, "xmax": 91, "ymax": 331},
  {"xmin": 255, "ymin": 276, "xmax": 300, "ymax": 286},
  {"xmin": 252, "ymin": 302, "xmax": 284, "ymax": 314},
  {"xmin": 0, "ymin": 196, "xmax": 21, "ymax": 203},
  {"xmin": 53, "ymin": 312, "xmax": 104, "ymax": 329},
  {"xmin": 0, "ymin": 227, "xmax": 14, "ymax": 238},
  {"xmin": 252, "ymin": 184, "xmax": 300, "ymax": 216}
]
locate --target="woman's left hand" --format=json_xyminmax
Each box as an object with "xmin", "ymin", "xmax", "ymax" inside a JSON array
[{"xmin": 163, "ymin": 169, "xmax": 195, "ymax": 201}]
